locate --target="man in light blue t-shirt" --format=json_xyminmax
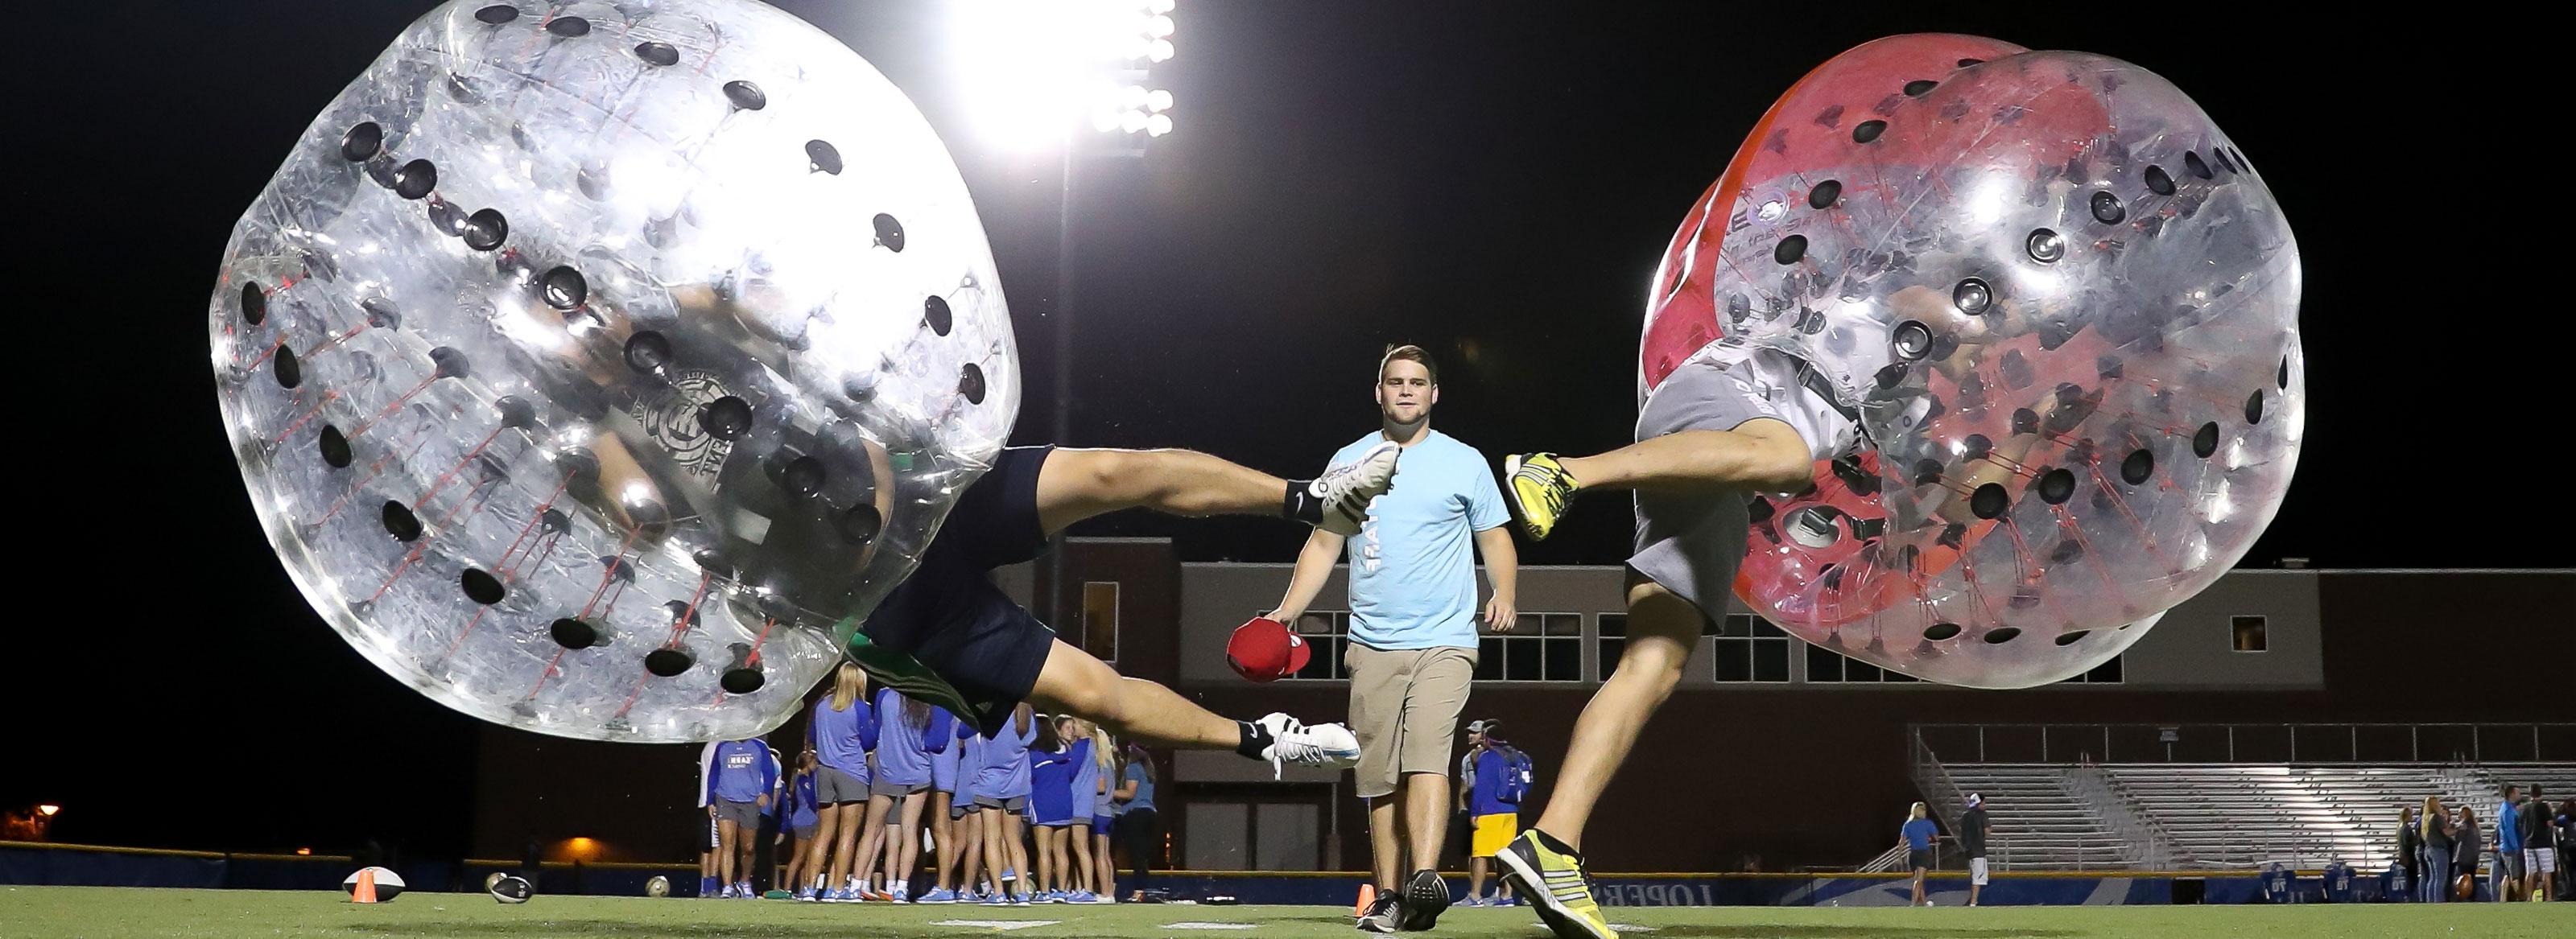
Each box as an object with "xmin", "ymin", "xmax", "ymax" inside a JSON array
[{"xmin": 1270, "ymin": 344, "xmax": 1518, "ymax": 933}]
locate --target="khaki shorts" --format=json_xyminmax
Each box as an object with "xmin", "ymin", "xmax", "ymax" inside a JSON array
[{"xmin": 1345, "ymin": 644, "xmax": 1477, "ymax": 799}]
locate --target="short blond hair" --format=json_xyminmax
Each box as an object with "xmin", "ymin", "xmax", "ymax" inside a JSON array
[{"xmin": 1379, "ymin": 344, "xmax": 1438, "ymax": 384}]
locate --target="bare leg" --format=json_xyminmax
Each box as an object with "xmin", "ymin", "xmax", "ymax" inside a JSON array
[
  {"xmin": 1028, "ymin": 640, "xmax": 1238, "ymax": 751},
  {"xmin": 1406, "ymin": 772, "xmax": 1451, "ymax": 874},
  {"xmin": 1068, "ymin": 824, "xmax": 1095, "ymax": 894},
  {"xmin": 880, "ymin": 793, "xmax": 925, "ymax": 894},
  {"xmin": 1003, "ymin": 813, "xmax": 1032, "ymax": 896},
  {"xmin": 1469, "ymin": 855, "xmax": 1488, "ymax": 900},
  {"xmin": 958, "ymin": 810, "xmax": 986, "ymax": 894},
  {"xmin": 825, "ymin": 803, "xmax": 863, "ymax": 890},
  {"xmin": 1368, "ymin": 798, "xmax": 1402, "ymax": 889},
  {"xmin": 1093, "ymin": 830, "xmax": 1117, "ymax": 900},
  {"xmin": 1034, "ymin": 448, "xmax": 1294, "ymax": 534},
  {"xmin": 1554, "ymin": 422, "xmax": 1810, "ymax": 494},
  {"xmin": 716, "ymin": 818, "xmax": 740, "ymax": 888},
  {"xmin": 854, "ymin": 795, "xmax": 892, "ymax": 893},
  {"xmin": 1530, "ymin": 576, "xmax": 1702, "ymax": 851},
  {"xmin": 931, "ymin": 793, "xmax": 956, "ymax": 892}
]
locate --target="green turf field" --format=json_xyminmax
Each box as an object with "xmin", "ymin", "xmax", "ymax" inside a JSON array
[{"xmin": 2, "ymin": 886, "xmax": 2566, "ymax": 938}]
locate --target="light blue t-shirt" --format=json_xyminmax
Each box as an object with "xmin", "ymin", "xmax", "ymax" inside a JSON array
[{"xmin": 1330, "ymin": 430, "xmax": 1509, "ymax": 650}]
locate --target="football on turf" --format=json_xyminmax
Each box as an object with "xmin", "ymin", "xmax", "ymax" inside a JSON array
[
  {"xmin": 339, "ymin": 867, "xmax": 404, "ymax": 902},
  {"xmin": 646, "ymin": 875, "xmax": 671, "ymax": 898},
  {"xmin": 491, "ymin": 874, "xmax": 534, "ymax": 904}
]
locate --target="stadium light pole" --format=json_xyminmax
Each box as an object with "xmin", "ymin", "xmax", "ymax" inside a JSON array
[{"xmin": 954, "ymin": 0, "xmax": 1179, "ymax": 628}]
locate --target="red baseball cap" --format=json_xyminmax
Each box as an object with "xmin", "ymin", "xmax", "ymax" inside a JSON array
[{"xmin": 1226, "ymin": 616, "xmax": 1311, "ymax": 683}]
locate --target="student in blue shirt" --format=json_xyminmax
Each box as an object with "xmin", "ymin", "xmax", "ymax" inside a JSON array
[
  {"xmin": 1028, "ymin": 723, "xmax": 1079, "ymax": 902},
  {"xmin": 800, "ymin": 664, "xmax": 880, "ymax": 901},
  {"xmin": 1113, "ymin": 741, "xmax": 1162, "ymax": 899},
  {"xmin": 699, "ymin": 736, "xmax": 778, "ymax": 899},
  {"xmin": 867, "ymin": 689, "xmax": 955, "ymax": 903},
  {"xmin": 1087, "ymin": 727, "xmax": 1121, "ymax": 904},
  {"xmin": 923, "ymin": 712, "xmax": 971, "ymax": 904},
  {"xmin": 781, "ymin": 749, "xmax": 821, "ymax": 899},
  {"xmin": 1901, "ymin": 802, "xmax": 1940, "ymax": 907},
  {"xmin": 972, "ymin": 704, "xmax": 1039, "ymax": 904},
  {"xmin": 1059, "ymin": 715, "xmax": 1104, "ymax": 903},
  {"xmin": 1268, "ymin": 345, "xmax": 1519, "ymax": 933}
]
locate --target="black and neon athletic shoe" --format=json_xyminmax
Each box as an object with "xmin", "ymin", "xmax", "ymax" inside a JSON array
[
  {"xmin": 1497, "ymin": 830, "xmax": 1613, "ymax": 939},
  {"xmin": 1396, "ymin": 868, "xmax": 1451, "ymax": 931},
  {"xmin": 1355, "ymin": 889, "xmax": 1402, "ymax": 933},
  {"xmin": 1503, "ymin": 453, "xmax": 1581, "ymax": 542}
]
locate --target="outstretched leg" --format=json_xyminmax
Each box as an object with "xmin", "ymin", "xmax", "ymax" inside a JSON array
[
  {"xmin": 1532, "ymin": 576, "xmax": 1702, "ymax": 850},
  {"xmin": 1034, "ymin": 445, "xmax": 1394, "ymax": 535},
  {"xmin": 1505, "ymin": 421, "xmax": 1809, "ymax": 542}
]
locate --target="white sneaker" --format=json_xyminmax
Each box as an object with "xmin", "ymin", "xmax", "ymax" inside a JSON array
[
  {"xmin": 1253, "ymin": 712, "xmax": 1362, "ymax": 777},
  {"xmin": 1311, "ymin": 442, "xmax": 1399, "ymax": 535}
]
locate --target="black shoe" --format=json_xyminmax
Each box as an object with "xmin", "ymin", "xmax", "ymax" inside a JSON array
[
  {"xmin": 1356, "ymin": 891, "xmax": 1402, "ymax": 933},
  {"xmin": 1397, "ymin": 868, "xmax": 1451, "ymax": 932}
]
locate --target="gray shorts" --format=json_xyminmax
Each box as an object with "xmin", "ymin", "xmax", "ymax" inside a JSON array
[
  {"xmin": 976, "ymin": 794, "xmax": 1029, "ymax": 813},
  {"xmin": 1629, "ymin": 353, "xmax": 1786, "ymax": 614},
  {"xmin": 815, "ymin": 765, "xmax": 869, "ymax": 804},
  {"xmin": 953, "ymin": 800, "xmax": 978, "ymax": 821},
  {"xmin": 712, "ymin": 799, "xmax": 761, "ymax": 832},
  {"xmin": 2496, "ymin": 850, "xmax": 2524, "ymax": 880},
  {"xmin": 873, "ymin": 778, "xmax": 931, "ymax": 800}
]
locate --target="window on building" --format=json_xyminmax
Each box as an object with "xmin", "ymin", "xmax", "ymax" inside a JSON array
[
  {"xmin": 1476, "ymin": 613, "xmax": 1585, "ymax": 682},
  {"xmin": 1803, "ymin": 645, "xmax": 1921, "ymax": 684},
  {"xmin": 2231, "ymin": 615, "xmax": 2268, "ymax": 653},
  {"xmin": 1080, "ymin": 582, "xmax": 1120, "ymax": 664},
  {"xmin": 1599, "ymin": 613, "xmax": 1627, "ymax": 679},
  {"xmin": 1710, "ymin": 613, "xmax": 1790, "ymax": 683},
  {"xmin": 2055, "ymin": 655, "xmax": 2125, "ymax": 684},
  {"xmin": 1278, "ymin": 612, "xmax": 1352, "ymax": 682}
]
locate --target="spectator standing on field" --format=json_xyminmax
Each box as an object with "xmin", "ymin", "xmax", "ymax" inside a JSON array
[
  {"xmin": 2396, "ymin": 805, "xmax": 2420, "ymax": 900},
  {"xmin": 2524, "ymin": 786, "xmax": 2557, "ymax": 902},
  {"xmin": 2496, "ymin": 785, "xmax": 2525, "ymax": 901},
  {"xmin": 2454, "ymin": 804, "xmax": 2483, "ymax": 900},
  {"xmin": 1455, "ymin": 719, "xmax": 1530, "ymax": 908},
  {"xmin": 2418, "ymin": 796, "xmax": 2453, "ymax": 903},
  {"xmin": 1901, "ymin": 802, "xmax": 1938, "ymax": 908},
  {"xmin": 1960, "ymin": 793, "xmax": 1992, "ymax": 907}
]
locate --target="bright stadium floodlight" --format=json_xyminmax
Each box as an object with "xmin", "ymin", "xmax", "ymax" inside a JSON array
[
  {"xmin": 954, "ymin": 0, "xmax": 1178, "ymax": 149},
  {"xmin": 36, "ymin": 805, "xmax": 59, "ymax": 817}
]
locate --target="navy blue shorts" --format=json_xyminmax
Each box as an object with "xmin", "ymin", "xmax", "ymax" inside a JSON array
[{"xmin": 861, "ymin": 446, "xmax": 1059, "ymax": 732}]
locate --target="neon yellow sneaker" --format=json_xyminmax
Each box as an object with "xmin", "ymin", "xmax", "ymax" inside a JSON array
[
  {"xmin": 1497, "ymin": 829, "xmax": 1613, "ymax": 939},
  {"xmin": 1503, "ymin": 453, "xmax": 1581, "ymax": 542}
]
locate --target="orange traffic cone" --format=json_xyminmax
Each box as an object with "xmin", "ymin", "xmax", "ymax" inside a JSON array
[
  {"xmin": 1353, "ymin": 883, "xmax": 1375, "ymax": 916},
  {"xmin": 352, "ymin": 868, "xmax": 379, "ymax": 904}
]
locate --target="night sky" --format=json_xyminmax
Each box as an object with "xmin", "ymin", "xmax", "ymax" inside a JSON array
[{"xmin": 14, "ymin": 1, "xmax": 2556, "ymax": 859}]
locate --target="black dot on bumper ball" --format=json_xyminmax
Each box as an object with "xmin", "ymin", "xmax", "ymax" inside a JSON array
[
  {"xmin": 2145, "ymin": 165, "xmax": 2175, "ymax": 196},
  {"xmin": 1952, "ymin": 278, "xmax": 1992, "ymax": 314},
  {"xmin": 1904, "ymin": 79, "xmax": 1938, "ymax": 97},
  {"xmin": 2193, "ymin": 422, "xmax": 2221, "ymax": 459},
  {"xmin": 925, "ymin": 296, "xmax": 954, "ymax": 336},
  {"xmin": 540, "ymin": 266, "xmax": 587, "ymax": 310},
  {"xmin": 2027, "ymin": 229, "xmax": 2064, "ymax": 263},
  {"xmin": 1853, "ymin": 120, "xmax": 1886, "ymax": 143},
  {"xmin": 319, "ymin": 425, "xmax": 353, "ymax": 467},
  {"xmin": 1983, "ymin": 627, "xmax": 2022, "ymax": 645},
  {"xmin": 430, "ymin": 346, "xmax": 472, "ymax": 379},
  {"xmin": 2278, "ymin": 357, "xmax": 2291, "ymax": 389},
  {"xmin": 643, "ymin": 648, "xmax": 693, "ymax": 677},
  {"xmin": 1808, "ymin": 179, "xmax": 1841, "ymax": 209},
  {"xmin": 2215, "ymin": 149, "xmax": 2238, "ymax": 173},
  {"xmin": 1971, "ymin": 483, "xmax": 2009, "ymax": 519},
  {"xmin": 2091, "ymin": 191, "xmax": 2126, "ymax": 224},
  {"xmin": 1892, "ymin": 320, "xmax": 1934, "ymax": 360},
  {"xmin": 383, "ymin": 501, "xmax": 423, "ymax": 542},
  {"xmin": 2120, "ymin": 449, "xmax": 2154, "ymax": 485},
  {"xmin": 551, "ymin": 617, "xmax": 599, "ymax": 649},
  {"xmin": 2055, "ymin": 629, "xmax": 2091, "ymax": 646},
  {"xmin": 2185, "ymin": 151, "xmax": 2212, "ymax": 179},
  {"xmin": 2244, "ymin": 391, "xmax": 2266, "ymax": 424},
  {"xmin": 273, "ymin": 348, "xmax": 302, "ymax": 388},
  {"xmin": 460, "ymin": 568, "xmax": 506, "ymax": 604},
  {"xmin": 496, "ymin": 395, "xmax": 537, "ymax": 429},
  {"xmin": 1773, "ymin": 235, "xmax": 1806, "ymax": 265},
  {"xmin": 635, "ymin": 41, "xmax": 679, "ymax": 66},
  {"xmin": 960, "ymin": 363, "xmax": 987, "ymax": 404},
  {"xmin": 780, "ymin": 455, "xmax": 826, "ymax": 496},
  {"xmin": 720, "ymin": 666, "xmax": 766, "ymax": 694},
  {"xmin": 1924, "ymin": 622, "xmax": 1963, "ymax": 641},
  {"xmin": 1912, "ymin": 459, "xmax": 1943, "ymax": 486},
  {"xmin": 240, "ymin": 283, "xmax": 266, "ymax": 324},
  {"xmin": 463, "ymin": 208, "xmax": 508, "ymax": 250},
  {"xmin": 2037, "ymin": 467, "xmax": 2076, "ymax": 504},
  {"xmin": 393, "ymin": 159, "xmax": 437, "ymax": 200},
  {"xmin": 546, "ymin": 15, "xmax": 590, "ymax": 36},
  {"xmin": 724, "ymin": 80, "xmax": 766, "ymax": 110},
  {"xmin": 1956, "ymin": 58, "xmax": 1984, "ymax": 68},
  {"xmin": 806, "ymin": 140, "xmax": 844, "ymax": 175},
  {"xmin": 624, "ymin": 331, "xmax": 672, "ymax": 373},
  {"xmin": 840, "ymin": 504, "xmax": 882, "ymax": 546},
  {"xmin": 700, "ymin": 396, "xmax": 753, "ymax": 441},
  {"xmin": 341, "ymin": 121, "xmax": 383, "ymax": 162},
  {"xmin": 873, "ymin": 213, "xmax": 906, "ymax": 252},
  {"xmin": 426, "ymin": 197, "xmax": 465, "ymax": 237},
  {"xmin": 474, "ymin": 5, "xmax": 518, "ymax": 23}
]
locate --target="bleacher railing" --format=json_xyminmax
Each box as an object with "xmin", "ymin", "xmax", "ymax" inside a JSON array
[{"xmin": 1911, "ymin": 722, "xmax": 2574, "ymax": 765}]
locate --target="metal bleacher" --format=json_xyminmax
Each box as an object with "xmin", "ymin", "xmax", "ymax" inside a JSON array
[{"xmin": 1908, "ymin": 723, "xmax": 2574, "ymax": 872}]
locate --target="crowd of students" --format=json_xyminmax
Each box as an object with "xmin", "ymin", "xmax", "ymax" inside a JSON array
[
  {"xmin": 693, "ymin": 663, "xmax": 1162, "ymax": 904},
  {"xmin": 2396, "ymin": 784, "xmax": 2569, "ymax": 903}
]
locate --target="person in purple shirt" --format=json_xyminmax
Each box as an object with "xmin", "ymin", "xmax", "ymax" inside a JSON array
[
  {"xmin": 868, "ymin": 689, "xmax": 956, "ymax": 903},
  {"xmin": 1029, "ymin": 723, "xmax": 1080, "ymax": 901},
  {"xmin": 1059, "ymin": 715, "xmax": 1103, "ymax": 903},
  {"xmin": 972, "ymin": 704, "xmax": 1039, "ymax": 904},
  {"xmin": 780, "ymin": 749, "xmax": 821, "ymax": 899},
  {"xmin": 923, "ymin": 713, "xmax": 971, "ymax": 904},
  {"xmin": 801, "ymin": 664, "xmax": 880, "ymax": 901},
  {"xmin": 700, "ymin": 737, "xmax": 778, "ymax": 899}
]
